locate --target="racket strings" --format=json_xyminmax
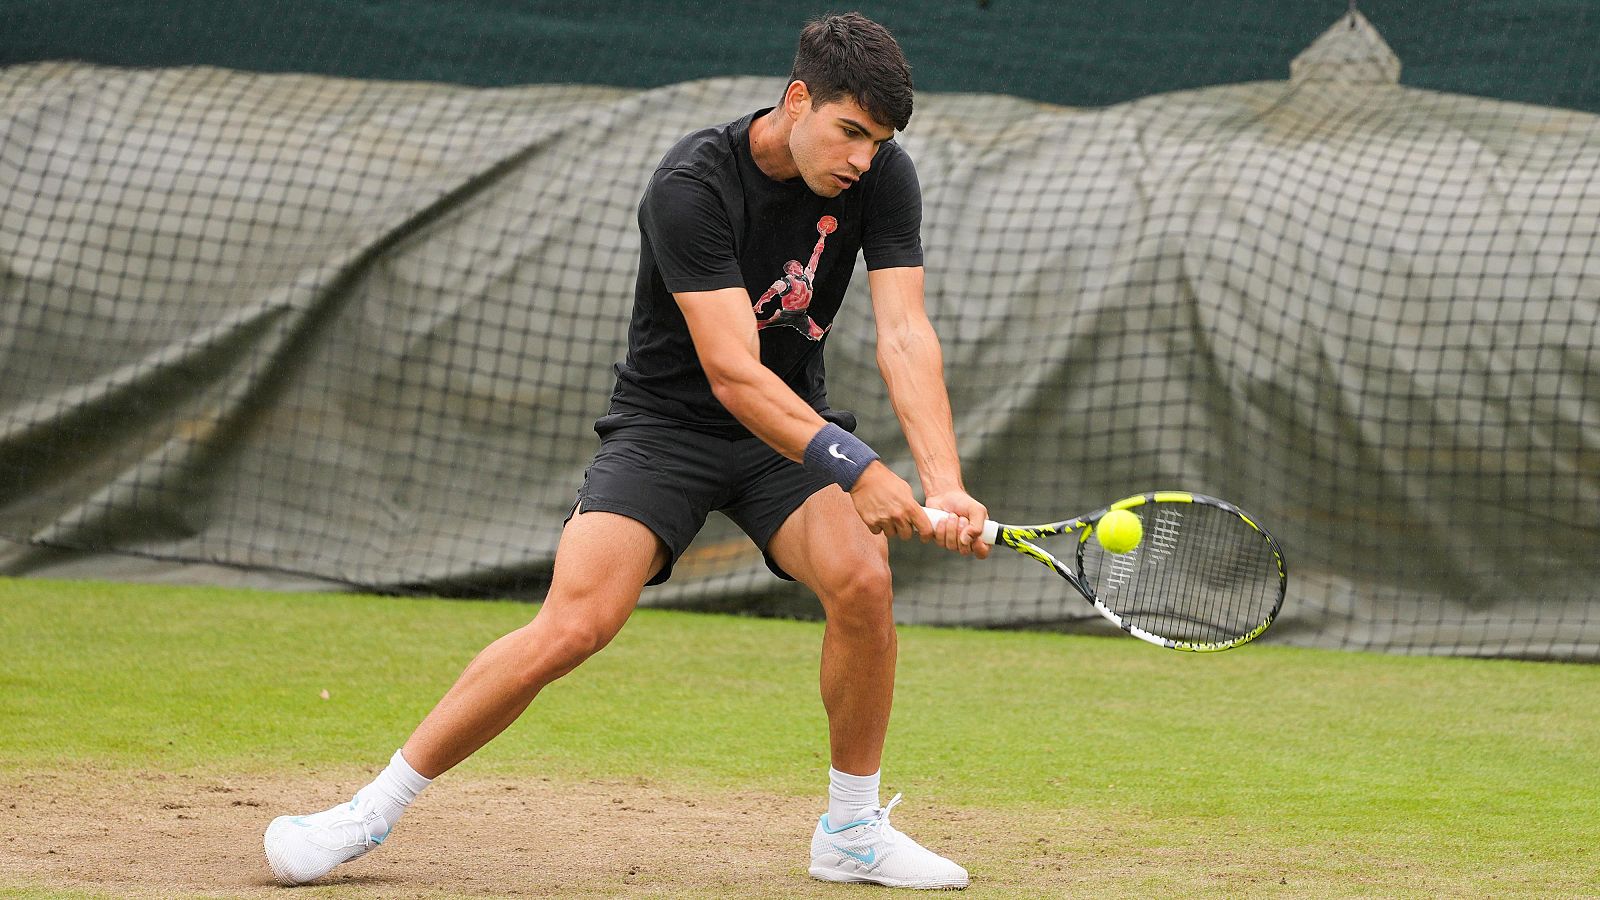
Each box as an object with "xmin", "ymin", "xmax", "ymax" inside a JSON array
[{"xmin": 1082, "ymin": 504, "xmax": 1281, "ymax": 644}]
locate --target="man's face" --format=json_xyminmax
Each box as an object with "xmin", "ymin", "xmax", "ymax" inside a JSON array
[{"xmin": 787, "ymin": 93, "xmax": 895, "ymax": 198}]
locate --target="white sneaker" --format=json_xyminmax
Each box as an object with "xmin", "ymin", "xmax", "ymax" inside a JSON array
[
  {"xmin": 263, "ymin": 795, "xmax": 391, "ymax": 885},
  {"xmin": 809, "ymin": 793, "xmax": 969, "ymax": 890}
]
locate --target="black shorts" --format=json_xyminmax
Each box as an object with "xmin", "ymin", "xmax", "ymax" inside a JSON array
[{"xmin": 566, "ymin": 415, "xmax": 849, "ymax": 585}]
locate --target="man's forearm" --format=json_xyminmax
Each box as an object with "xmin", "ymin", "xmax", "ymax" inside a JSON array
[
  {"xmin": 708, "ymin": 361, "xmax": 830, "ymax": 464},
  {"xmin": 877, "ymin": 318, "xmax": 964, "ymax": 496}
]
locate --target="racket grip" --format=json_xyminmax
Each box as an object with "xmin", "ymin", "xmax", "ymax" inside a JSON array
[{"xmin": 922, "ymin": 507, "xmax": 1000, "ymax": 545}]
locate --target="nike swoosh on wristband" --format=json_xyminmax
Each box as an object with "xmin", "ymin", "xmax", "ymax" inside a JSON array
[
  {"xmin": 828, "ymin": 443, "xmax": 853, "ymax": 463},
  {"xmin": 833, "ymin": 844, "xmax": 876, "ymax": 865}
]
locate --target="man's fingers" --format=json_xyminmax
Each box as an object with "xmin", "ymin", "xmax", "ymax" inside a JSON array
[
  {"xmin": 948, "ymin": 516, "xmax": 970, "ymax": 554},
  {"xmin": 963, "ymin": 520, "xmax": 984, "ymax": 555},
  {"xmin": 919, "ymin": 510, "xmax": 984, "ymax": 555}
]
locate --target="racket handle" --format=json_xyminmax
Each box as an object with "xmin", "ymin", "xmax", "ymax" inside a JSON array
[{"xmin": 922, "ymin": 507, "xmax": 1000, "ymax": 545}]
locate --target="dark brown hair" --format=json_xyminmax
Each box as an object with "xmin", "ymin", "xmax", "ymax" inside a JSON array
[{"xmin": 788, "ymin": 12, "xmax": 913, "ymax": 132}]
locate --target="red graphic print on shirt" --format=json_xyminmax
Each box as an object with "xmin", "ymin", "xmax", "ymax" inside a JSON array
[{"xmin": 752, "ymin": 215, "xmax": 836, "ymax": 341}]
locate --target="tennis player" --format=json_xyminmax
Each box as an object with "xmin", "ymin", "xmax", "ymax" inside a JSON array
[{"xmin": 265, "ymin": 12, "xmax": 987, "ymax": 891}]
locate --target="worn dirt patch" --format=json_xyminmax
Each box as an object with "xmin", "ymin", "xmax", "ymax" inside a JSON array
[{"xmin": 1, "ymin": 765, "xmax": 1110, "ymax": 898}]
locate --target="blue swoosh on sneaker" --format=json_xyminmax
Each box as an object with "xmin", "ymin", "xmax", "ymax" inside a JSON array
[{"xmin": 833, "ymin": 844, "xmax": 875, "ymax": 865}]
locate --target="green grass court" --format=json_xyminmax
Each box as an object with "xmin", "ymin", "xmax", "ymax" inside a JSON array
[{"xmin": 3, "ymin": 577, "xmax": 1598, "ymax": 898}]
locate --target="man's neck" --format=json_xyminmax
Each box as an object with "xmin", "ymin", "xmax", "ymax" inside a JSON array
[{"xmin": 748, "ymin": 107, "xmax": 800, "ymax": 183}]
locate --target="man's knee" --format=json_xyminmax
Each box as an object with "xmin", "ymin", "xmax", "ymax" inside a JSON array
[
  {"xmin": 519, "ymin": 603, "xmax": 627, "ymax": 685},
  {"xmin": 820, "ymin": 561, "xmax": 896, "ymax": 638},
  {"xmin": 553, "ymin": 618, "xmax": 619, "ymax": 662}
]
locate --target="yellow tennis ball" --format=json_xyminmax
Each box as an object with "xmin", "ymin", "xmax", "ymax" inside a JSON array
[{"xmin": 1095, "ymin": 508, "xmax": 1143, "ymax": 554}]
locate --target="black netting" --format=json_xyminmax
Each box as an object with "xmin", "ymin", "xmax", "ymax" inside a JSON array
[{"xmin": 2, "ymin": 7, "xmax": 1596, "ymax": 659}]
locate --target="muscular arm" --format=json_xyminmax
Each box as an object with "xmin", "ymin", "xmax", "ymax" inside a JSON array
[
  {"xmin": 869, "ymin": 267, "xmax": 960, "ymax": 495},
  {"xmin": 868, "ymin": 266, "xmax": 989, "ymax": 555},
  {"xmin": 674, "ymin": 286, "xmax": 929, "ymax": 539},
  {"xmin": 674, "ymin": 286, "xmax": 828, "ymax": 461}
]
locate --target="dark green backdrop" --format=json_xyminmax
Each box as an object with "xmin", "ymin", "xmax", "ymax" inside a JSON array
[{"xmin": 4, "ymin": 0, "xmax": 1597, "ymax": 112}]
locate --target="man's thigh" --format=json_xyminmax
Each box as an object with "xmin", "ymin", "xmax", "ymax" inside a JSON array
[
  {"xmin": 568, "ymin": 423, "xmax": 729, "ymax": 585},
  {"xmin": 720, "ymin": 433, "xmax": 847, "ymax": 582},
  {"xmin": 762, "ymin": 485, "xmax": 891, "ymax": 606},
  {"xmin": 538, "ymin": 508, "xmax": 671, "ymax": 637}
]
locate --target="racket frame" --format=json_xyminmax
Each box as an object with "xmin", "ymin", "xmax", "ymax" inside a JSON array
[{"xmin": 925, "ymin": 491, "xmax": 1286, "ymax": 652}]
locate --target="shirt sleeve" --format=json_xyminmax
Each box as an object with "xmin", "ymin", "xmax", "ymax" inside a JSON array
[
  {"xmin": 861, "ymin": 145, "xmax": 925, "ymax": 271},
  {"xmin": 638, "ymin": 167, "xmax": 746, "ymax": 293}
]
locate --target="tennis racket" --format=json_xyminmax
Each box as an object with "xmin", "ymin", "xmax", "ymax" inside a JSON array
[{"xmin": 925, "ymin": 491, "xmax": 1286, "ymax": 652}]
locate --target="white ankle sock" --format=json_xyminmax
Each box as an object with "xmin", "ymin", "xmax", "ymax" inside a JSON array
[
  {"xmin": 356, "ymin": 748, "xmax": 433, "ymax": 832},
  {"xmin": 827, "ymin": 766, "xmax": 880, "ymax": 826}
]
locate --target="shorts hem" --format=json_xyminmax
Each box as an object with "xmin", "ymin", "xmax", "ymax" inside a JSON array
[
  {"xmin": 743, "ymin": 481, "xmax": 835, "ymax": 583},
  {"xmin": 568, "ymin": 497, "xmax": 683, "ymax": 586}
]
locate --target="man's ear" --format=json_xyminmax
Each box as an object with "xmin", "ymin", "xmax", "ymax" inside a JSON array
[{"xmin": 782, "ymin": 79, "xmax": 811, "ymax": 119}]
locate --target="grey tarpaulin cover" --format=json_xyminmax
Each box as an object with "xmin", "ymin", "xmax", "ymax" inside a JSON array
[{"xmin": 2, "ymin": 15, "xmax": 1597, "ymax": 657}]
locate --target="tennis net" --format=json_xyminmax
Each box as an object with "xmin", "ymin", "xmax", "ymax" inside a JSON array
[{"xmin": 2, "ymin": 8, "xmax": 1596, "ymax": 659}]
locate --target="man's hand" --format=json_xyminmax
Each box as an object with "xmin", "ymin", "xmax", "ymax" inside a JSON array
[
  {"xmin": 923, "ymin": 490, "xmax": 990, "ymax": 558},
  {"xmin": 848, "ymin": 462, "xmax": 932, "ymax": 541}
]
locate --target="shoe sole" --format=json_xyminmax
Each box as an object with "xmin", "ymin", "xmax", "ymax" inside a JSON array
[{"xmin": 809, "ymin": 864, "xmax": 968, "ymax": 890}]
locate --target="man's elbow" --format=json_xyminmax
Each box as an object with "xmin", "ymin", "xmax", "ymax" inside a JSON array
[
  {"xmin": 707, "ymin": 376, "xmax": 738, "ymax": 411},
  {"xmin": 706, "ymin": 367, "xmax": 756, "ymax": 415},
  {"xmin": 877, "ymin": 323, "xmax": 937, "ymax": 364}
]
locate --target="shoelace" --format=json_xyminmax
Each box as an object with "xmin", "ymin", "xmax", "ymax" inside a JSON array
[
  {"xmin": 338, "ymin": 795, "xmax": 390, "ymax": 846},
  {"xmin": 866, "ymin": 793, "xmax": 904, "ymax": 834}
]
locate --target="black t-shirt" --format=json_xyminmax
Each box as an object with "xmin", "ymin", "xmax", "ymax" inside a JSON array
[{"xmin": 601, "ymin": 107, "xmax": 924, "ymax": 437}]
